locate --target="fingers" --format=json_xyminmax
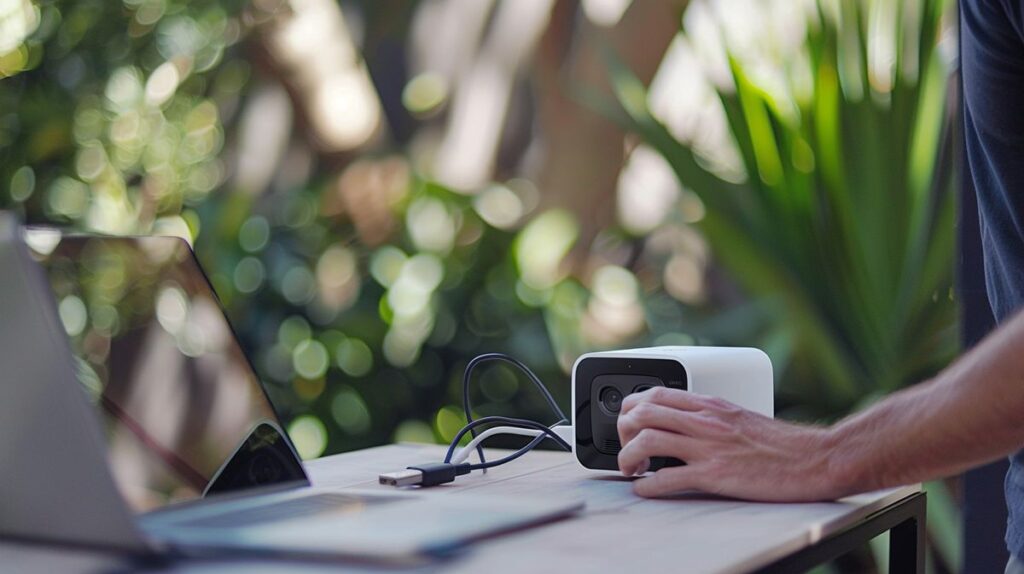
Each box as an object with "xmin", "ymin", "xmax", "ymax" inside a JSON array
[
  {"xmin": 621, "ymin": 386, "xmax": 716, "ymax": 416},
  {"xmin": 617, "ymin": 402, "xmax": 715, "ymax": 446},
  {"xmin": 617, "ymin": 428, "xmax": 700, "ymax": 476},
  {"xmin": 632, "ymin": 466, "xmax": 704, "ymax": 498}
]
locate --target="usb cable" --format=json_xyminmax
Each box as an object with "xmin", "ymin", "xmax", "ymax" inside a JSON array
[
  {"xmin": 450, "ymin": 424, "xmax": 573, "ymax": 464},
  {"xmin": 379, "ymin": 355, "xmax": 573, "ymax": 489},
  {"xmin": 459, "ymin": 354, "xmax": 567, "ymax": 468}
]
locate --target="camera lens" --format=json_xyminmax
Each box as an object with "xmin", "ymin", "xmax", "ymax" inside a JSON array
[
  {"xmin": 633, "ymin": 384, "xmax": 653, "ymax": 393},
  {"xmin": 599, "ymin": 387, "xmax": 624, "ymax": 414}
]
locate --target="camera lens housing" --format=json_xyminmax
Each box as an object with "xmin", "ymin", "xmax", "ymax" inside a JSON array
[
  {"xmin": 571, "ymin": 347, "xmax": 774, "ymax": 472},
  {"xmin": 573, "ymin": 358, "xmax": 687, "ymax": 470}
]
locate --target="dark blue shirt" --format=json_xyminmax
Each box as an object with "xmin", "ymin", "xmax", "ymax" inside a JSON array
[{"xmin": 961, "ymin": 0, "xmax": 1024, "ymax": 558}]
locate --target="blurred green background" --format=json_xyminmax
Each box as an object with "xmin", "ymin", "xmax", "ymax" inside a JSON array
[{"xmin": 0, "ymin": 0, "xmax": 960, "ymax": 569}]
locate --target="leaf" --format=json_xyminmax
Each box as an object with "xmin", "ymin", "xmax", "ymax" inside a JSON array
[{"xmin": 925, "ymin": 481, "xmax": 963, "ymax": 569}]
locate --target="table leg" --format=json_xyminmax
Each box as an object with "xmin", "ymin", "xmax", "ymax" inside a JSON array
[
  {"xmin": 754, "ymin": 492, "xmax": 928, "ymax": 574},
  {"xmin": 888, "ymin": 492, "xmax": 926, "ymax": 574}
]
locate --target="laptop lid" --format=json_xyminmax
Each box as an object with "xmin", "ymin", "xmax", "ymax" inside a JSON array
[
  {"xmin": 0, "ymin": 214, "xmax": 149, "ymax": 552},
  {"xmin": 26, "ymin": 231, "xmax": 310, "ymax": 514}
]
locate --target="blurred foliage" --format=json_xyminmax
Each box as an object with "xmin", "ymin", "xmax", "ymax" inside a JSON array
[
  {"xmin": 0, "ymin": 0, "xmax": 244, "ymax": 233},
  {"xmin": 1, "ymin": 0, "xmax": 785, "ymax": 462},
  {"xmin": 193, "ymin": 171, "xmax": 777, "ymax": 457}
]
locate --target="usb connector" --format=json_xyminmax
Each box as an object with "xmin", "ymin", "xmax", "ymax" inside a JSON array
[
  {"xmin": 379, "ymin": 462, "xmax": 472, "ymax": 487},
  {"xmin": 378, "ymin": 468, "xmax": 425, "ymax": 487}
]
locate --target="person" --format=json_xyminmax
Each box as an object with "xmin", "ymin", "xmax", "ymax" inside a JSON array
[{"xmin": 615, "ymin": 0, "xmax": 1024, "ymax": 569}]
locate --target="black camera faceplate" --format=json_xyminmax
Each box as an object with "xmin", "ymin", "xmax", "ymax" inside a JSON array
[{"xmin": 574, "ymin": 357, "xmax": 687, "ymax": 471}]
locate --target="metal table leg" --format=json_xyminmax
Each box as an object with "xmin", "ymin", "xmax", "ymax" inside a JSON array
[{"xmin": 756, "ymin": 491, "xmax": 927, "ymax": 574}]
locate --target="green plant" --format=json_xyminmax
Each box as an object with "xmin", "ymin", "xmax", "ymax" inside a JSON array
[
  {"xmin": 601, "ymin": 0, "xmax": 959, "ymax": 569},
  {"xmin": 608, "ymin": 0, "xmax": 957, "ymax": 416}
]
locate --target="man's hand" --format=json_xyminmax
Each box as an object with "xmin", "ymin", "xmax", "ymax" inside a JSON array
[
  {"xmin": 615, "ymin": 312, "xmax": 1024, "ymax": 503},
  {"xmin": 616, "ymin": 387, "xmax": 846, "ymax": 501}
]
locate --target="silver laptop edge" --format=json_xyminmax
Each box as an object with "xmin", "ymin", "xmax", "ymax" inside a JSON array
[{"xmin": 0, "ymin": 214, "xmax": 153, "ymax": 553}]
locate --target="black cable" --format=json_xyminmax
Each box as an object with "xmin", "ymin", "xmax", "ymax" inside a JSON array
[
  {"xmin": 379, "ymin": 426, "xmax": 564, "ymax": 488},
  {"xmin": 461, "ymin": 353, "xmax": 568, "ymax": 467},
  {"xmin": 443, "ymin": 415, "xmax": 570, "ymax": 464},
  {"xmin": 443, "ymin": 416, "xmax": 570, "ymax": 463},
  {"xmin": 467, "ymin": 434, "xmax": 549, "ymax": 471},
  {"xmin": 379, "ymin": 357, "xmax": 572, "ymax": 487}
]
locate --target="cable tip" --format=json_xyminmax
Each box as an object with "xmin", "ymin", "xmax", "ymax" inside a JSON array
[{"xmin": 379, "ymin": 469, "xmax": 424, "ymax": 487}]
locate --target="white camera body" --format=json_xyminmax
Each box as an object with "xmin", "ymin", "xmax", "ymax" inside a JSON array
[{"xmin": 571, "ymin": 346, "xmax": 774, "ymax": 471}]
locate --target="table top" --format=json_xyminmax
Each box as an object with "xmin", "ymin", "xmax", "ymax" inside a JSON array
[{"xmin": 4, "ymin": 443, "xmax": 920, "ymax": 574}]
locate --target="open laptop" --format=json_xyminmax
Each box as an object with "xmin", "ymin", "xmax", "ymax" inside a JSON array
[{"xmin": 0, "ymin": 214, "xmax": 581, "ymax": 562}]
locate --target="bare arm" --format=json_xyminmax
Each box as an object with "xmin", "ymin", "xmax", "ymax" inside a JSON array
[{"xmin": 616, "ymin": 310, "xmax": 1024, "ymax": 500}]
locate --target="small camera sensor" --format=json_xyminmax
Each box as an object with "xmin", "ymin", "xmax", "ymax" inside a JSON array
[{"xmin": 598, "ymin": 386, "xmax": 624, "ymax": 415}]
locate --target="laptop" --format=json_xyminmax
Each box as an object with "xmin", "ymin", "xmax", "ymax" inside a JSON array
[{"xmin": 0, "ymin": 214, "xmax": 582, "ymax": 562}]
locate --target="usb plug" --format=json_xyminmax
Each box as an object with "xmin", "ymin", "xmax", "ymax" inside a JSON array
[{"xmin": 379, "ymin": 462, "xmax": 472, "ymax": 487}]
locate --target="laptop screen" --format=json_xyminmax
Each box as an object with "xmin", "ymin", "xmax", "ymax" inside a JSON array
[{"xmin": 28, "ymin": 234, "xmax": 307, "ymax": 513}]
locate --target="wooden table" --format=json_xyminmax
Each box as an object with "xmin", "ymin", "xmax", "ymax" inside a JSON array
[{"xmin": 4, "ymin": 443, "xmax": 925, "ymax": 573}]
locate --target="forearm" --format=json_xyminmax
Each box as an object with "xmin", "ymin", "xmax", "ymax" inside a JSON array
[{"xmin": 828, "ymin": 310, "xmax": 1024, "ymax": 494}]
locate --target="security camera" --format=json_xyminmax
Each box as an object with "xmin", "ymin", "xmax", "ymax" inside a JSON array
[{"xmin": 571, "ymin": 346, "xmax": 774, "ymax": 471}]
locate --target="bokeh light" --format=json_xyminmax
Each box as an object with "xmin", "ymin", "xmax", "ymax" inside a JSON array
[
  {"xmin": 330, "ymin": 386, "xmax": 371, "ymax": 435},
  {"xmin": 292, "ymin": 339, "xmax": 329, "ymax": 380},
  {"xmin": 287, "ymin": 415, "xmax": 327, "ymax": 459},
  {"xmin": 515, "ymin": 210, "xmax": 578, "ymax": 291}
]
